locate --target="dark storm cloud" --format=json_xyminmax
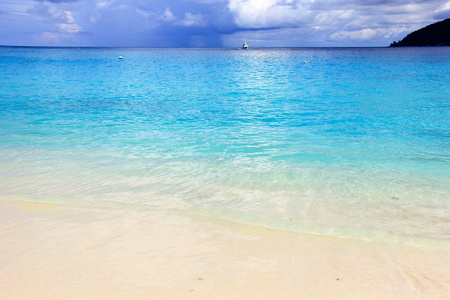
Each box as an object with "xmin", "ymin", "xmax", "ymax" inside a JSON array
[{"xmin": 0, "ymin": 0, "xmax": 449, "ymax": 47}]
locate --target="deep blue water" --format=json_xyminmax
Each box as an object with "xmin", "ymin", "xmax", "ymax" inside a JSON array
[{"xmin": 1, "ymin": 47, "xmax": 449, "ymax": 242}]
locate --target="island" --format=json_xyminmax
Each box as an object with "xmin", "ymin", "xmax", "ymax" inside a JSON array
[{"xmin": 390, "ymin": 18, "xmax": 450, "ymax": 47}]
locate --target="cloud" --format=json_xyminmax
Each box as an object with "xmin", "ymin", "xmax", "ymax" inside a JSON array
[
  {"xmin": 159, "ymin": 7, "xmax": 209, "ymax": 27},
  {"xmin": 25, "ymin": 0, "xmax": 84, "ymax": 44},
  {"xmin": 96, "ymin": 0, "xmax": 116, "ymax": 10},
  {"xmin": 33, "ymin": 0, "xmax": 79, "ymax": 3},
  {"xmin": 434, "ymin": 1, "xmax": 450, "ymax": 19},
  {"xmin": 30, "ymin": 1, "xmax": 68, "ymax": 22},
  {"xmin": 190, "ymin": 0, "xmax": 227, "ymax": 3},
  {"xmin": 161, "ymin": 7, "xmax": 175, "ymax": 22},
  {"xmin": 228, "ymin": 0, "xmax": 313, "ymax": 29},
  {"xmin": 40, "ymin": 0, "xmax": 79, "ymax": 2},
  {"xmin": 175, "ymin": 12, "xmax": 207, "ymax": 27},
  {"xmin": 64, "ymin": 10, "xmax": 75, "ymax": 22},
  {"xmin": 0, "ymin": 0, "xmax": 449, "ymax": 47},
  {"xmin": 331, "ymin": 28, "xmax": 381, "ymax": 41},
  {"xmin": 58, "ymin": 22, "xmax": 81, "ymax": 33},
  {"xmin": 224, "ymin": 0, "xmax": 449, "ymax": 46}
]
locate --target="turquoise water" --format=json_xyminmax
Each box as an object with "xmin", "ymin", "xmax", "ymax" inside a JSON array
[{"xmin": 1, "ymin": 46, "xmax": 449, "ymax": 242}]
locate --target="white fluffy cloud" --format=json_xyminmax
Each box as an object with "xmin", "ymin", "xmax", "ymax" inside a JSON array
[
  {"xmin": 225, "ymin": 0, "xmax": 448, "ymax": 45},
  {"xmin": 228, "ymin": 0, "xmax": 313, "ymax": 28},
  {"xmin": 0, "ymin": 0, "xmax": 448, "ymax": 47}
]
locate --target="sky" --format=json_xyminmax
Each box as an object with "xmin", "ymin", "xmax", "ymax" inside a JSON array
[{"xmin": 0, "ymin": 0, "xmax": 449, "ymax": 47}]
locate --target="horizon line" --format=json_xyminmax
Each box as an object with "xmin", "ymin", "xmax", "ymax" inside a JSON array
[{"xmin": 1, "ymin": 44, "xmax": 395, "ymax": 49}]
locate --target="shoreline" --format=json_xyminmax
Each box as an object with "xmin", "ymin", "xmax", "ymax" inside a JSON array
[{"xmin": 1, "ymin": 197, "xmax": 449, "ymax": 299}]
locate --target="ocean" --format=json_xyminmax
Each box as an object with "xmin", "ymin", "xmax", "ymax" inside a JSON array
[
  {"xmin": 1, "ymin": 46, "xmax": 449, "ymax": 242},
  {"xmin": 0, "ymin": 46, "xmax": 449, "ymax": 298}
]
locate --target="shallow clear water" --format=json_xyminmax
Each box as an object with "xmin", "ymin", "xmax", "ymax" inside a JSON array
[{"xmin": 1, "ymin": 46, "xmax": 449, "ymax": 243}]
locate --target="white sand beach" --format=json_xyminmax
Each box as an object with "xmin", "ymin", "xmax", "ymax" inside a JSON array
[{"xmin": 1, "ymin": 197, "xmax": 449, "ymax": 300}]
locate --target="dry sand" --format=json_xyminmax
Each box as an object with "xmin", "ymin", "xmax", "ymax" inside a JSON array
[{"xmin": 1, "ymin": 197, "xmax": 449, "ymax": 299}]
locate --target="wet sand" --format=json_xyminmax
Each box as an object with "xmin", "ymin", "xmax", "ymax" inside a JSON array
[{"xmin": 1, "ymin": 198, "xmax": 449, "ymax": 299}]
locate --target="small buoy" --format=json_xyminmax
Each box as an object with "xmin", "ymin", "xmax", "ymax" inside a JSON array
[
  {"xmin": 303, "ymin": 61, "xmax": 307, "ymax": 63},
  {"xmin": 119, "ymin": 56, "xmax": 123, "ymax": 59}
]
